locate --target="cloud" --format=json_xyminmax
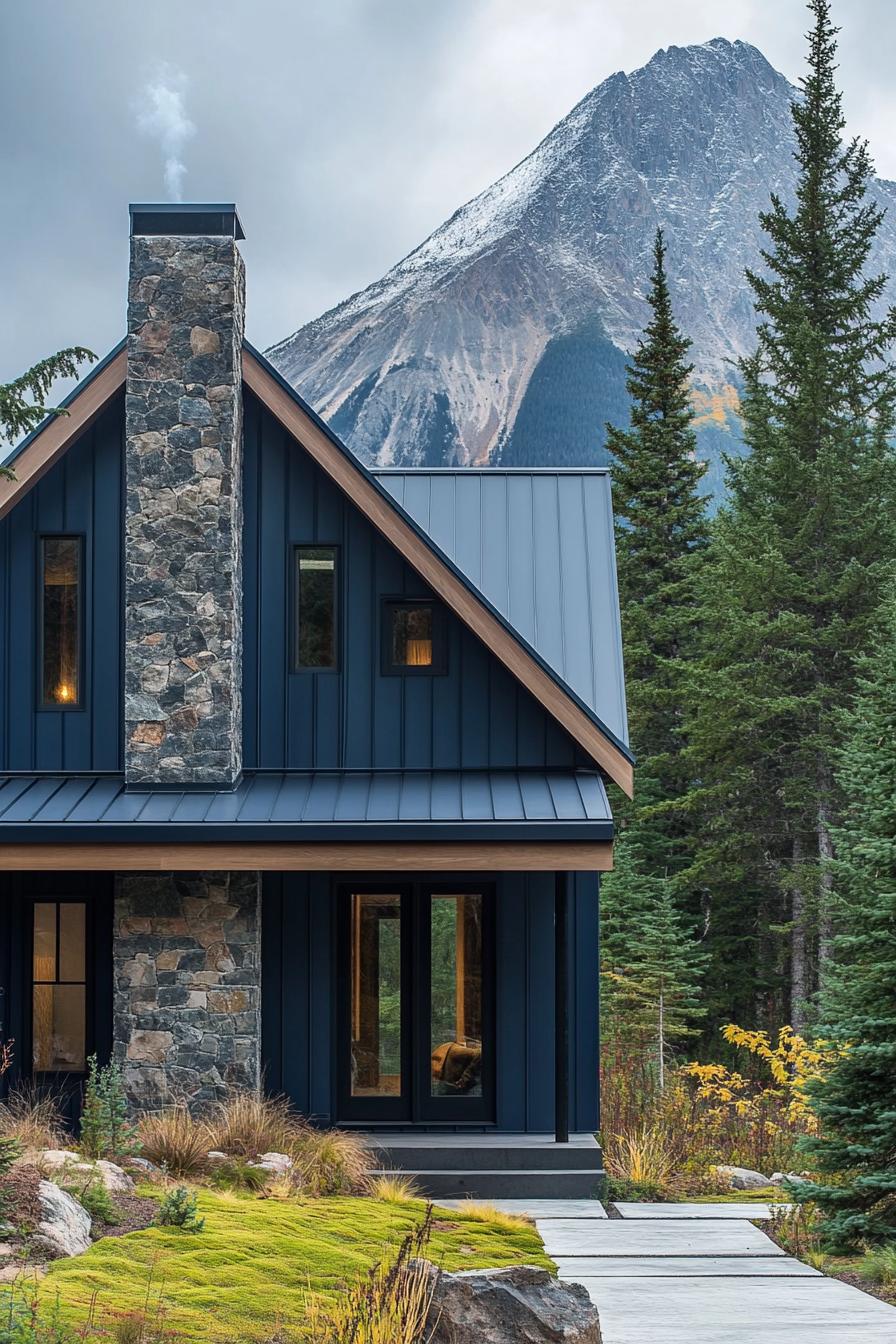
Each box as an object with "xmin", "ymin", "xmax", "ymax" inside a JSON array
[{"xmin": 135, "ymin": 65, "xmax": 195, "ymax": 201}]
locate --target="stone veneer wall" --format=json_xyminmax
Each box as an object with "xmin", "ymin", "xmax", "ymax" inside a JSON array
[
  {"xmin": 125, "ymin": 233, "xmax": 245, "ymax": 785},
  {"xmin": 114, "ymin": 873, "xmax": 261, "ymax": 1111}
]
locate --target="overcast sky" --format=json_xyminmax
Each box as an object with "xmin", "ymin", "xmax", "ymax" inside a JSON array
[{"xmin": 2, "ymin": 0, "xmax": 895, "ymax": 386}]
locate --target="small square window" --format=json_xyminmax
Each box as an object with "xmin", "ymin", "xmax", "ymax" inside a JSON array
[
  {"xmin": 382, "ymin": 600, "xmax": 447, "ymax": 675},
  {"xmin": 39, "ymin": 536, "xmax": 82, "ymax": 708},
  {"xmin": 293, "ymin": 546, "xmax": 338, "ymax": 670}
]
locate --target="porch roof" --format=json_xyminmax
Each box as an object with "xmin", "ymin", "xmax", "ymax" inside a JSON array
[{"xmin": 0, "ymin": 769, "xmax": 613, "ymax": 844}]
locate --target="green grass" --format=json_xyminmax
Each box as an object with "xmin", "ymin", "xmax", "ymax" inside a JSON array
[
  {"xmin": 689, "ymin": 1187, "xmax": 787, "ymax": 1204},
  {"xmin": 38, "ymin": 1188, "xmax": 553, "ymax": 1341}
]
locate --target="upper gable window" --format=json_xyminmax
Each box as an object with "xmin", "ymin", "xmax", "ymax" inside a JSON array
[
  {"xmin": 294, "ymin": 546, "xmax": 337, "ymax": 670},
  {"xmin": 382, "ymin": 599, "xmax": 447, "ymax": 675},
  {"xmin": 40, "ymin": 536, "xmax": 82, "ymax": 708}
]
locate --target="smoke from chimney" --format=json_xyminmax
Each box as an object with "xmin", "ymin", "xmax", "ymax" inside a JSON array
[{"xmin": 135, "ymin": 66, "xmax": 195, "ymax": 202}]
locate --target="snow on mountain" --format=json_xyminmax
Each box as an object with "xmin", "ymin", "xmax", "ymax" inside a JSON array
[{"xmin": 267, "ymin": 38, "xmax": 896, "ymax": 484}]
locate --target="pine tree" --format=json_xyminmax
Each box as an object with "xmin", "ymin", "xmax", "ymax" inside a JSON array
[
  {"xmin": 797, "ymin": 588, "xmax": 896, "ymax": 1247},
  {"xmin": 684, "ymin": 0, "xmax": 896, "ymax": 1031},
  {"xmin": 0, "ymin": 347, "xmax": 95, "ymax": 476},
  {"xmin": 607, "ymin": 228, "xmax": 708, "ymax": 873},
  {"xmin": 601, "ymin": 839, "xmax": 707, "ymax": 1087}
]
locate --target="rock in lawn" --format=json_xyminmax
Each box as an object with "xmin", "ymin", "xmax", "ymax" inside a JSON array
[
  {"xmin": 38, "ymin": 1151, "xmax": 134, "ymax": 1194},
  {"xmin": 715, "ymin": 1165, "xmax": 770, "ymax": 1190},
  {"xmin": 252, "ymin": 1152, "xmax": 293, "ymax": 1174},
  {"xmin": 769, "ymin": 1171, "xmax": 809, "ymax": 1187},
  {"xmin": 418, "ymin": 1262, "xmax": 601, "ymax": 1343},
  {"xmin": 94, "ymin": 1160, "xmax": 134, "ymax": 1194},
  {"xmin": 34, "ymin": 1180, "xmax": 92, "ymax": 1258}
]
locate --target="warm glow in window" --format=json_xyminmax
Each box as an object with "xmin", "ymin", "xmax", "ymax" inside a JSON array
[
  {"xmin": 32, "ymin": 902, "xmax": 87, "ymax": 1074},
  {"xmin": 383, "ymin": 601, "xmax": 445, "ymax": 674},
  {"xmin": 41, "ymin": 537, "xmax": 81, "ymax": 707}
]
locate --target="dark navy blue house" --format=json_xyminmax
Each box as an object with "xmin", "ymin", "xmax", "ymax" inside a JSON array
[{"xmin": 0, "ymin": 206, "xmax": 631, "ymax": 1195}]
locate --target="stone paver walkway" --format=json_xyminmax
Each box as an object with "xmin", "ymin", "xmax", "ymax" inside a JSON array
[{"xmin": 532, "ymin": 1200, "xmax": 896, "ymax": 1343}]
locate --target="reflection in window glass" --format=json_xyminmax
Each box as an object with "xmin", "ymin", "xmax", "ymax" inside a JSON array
[
  {"xmin": 350, "ymin": 894, "xmax": 402, "ymax": 1097},
  {"xmin": 295, "ymin": 546, "xmax": 336, "ymax": 669},
  {"xmin": 41, "ymin": 537, "xmax": 81, "ymax": 706},
  {"xmin": 430, "ymin": 894, "xmax": 483, "ymax": 1098},
  {"xmin": 32, "ymin": 903, "xmax": 87, "ymax": 1074}
]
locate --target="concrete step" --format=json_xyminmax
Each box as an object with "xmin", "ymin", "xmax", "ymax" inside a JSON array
[
  {"xmin": 369, "ymin": 1143, "xmax": 603, "ymax": 1172},
  {"xmin": 372, "ymin": 1167, "xmax": 607, "ymax": 1200}
]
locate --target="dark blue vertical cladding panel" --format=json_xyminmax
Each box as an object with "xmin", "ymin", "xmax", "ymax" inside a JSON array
[
  {"xmin": 263, "ymin": 869, "xmax": 601, "ymax": 1134},
  {"xmin": 242, "ymin": 391, "xmax": 585, "ymax": 770},
  {"xmin": 0, "ymin": 396, "xmax": 123, "ymax": 771}
]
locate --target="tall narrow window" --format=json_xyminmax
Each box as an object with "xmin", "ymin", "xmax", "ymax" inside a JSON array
[
  {"xmin": 41, "ymin": 537, "xmax": 81, "ymax": 707},
  {"xmin": 294, "ymin": 546, "xmax": 337, "ymax": 670},
  {"xmin": 32, "ymin": 902, "xmax": 87, "ymax": 1074}
]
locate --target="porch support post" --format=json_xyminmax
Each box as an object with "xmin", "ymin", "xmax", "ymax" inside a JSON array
[{"xmin": 554, "ymin": 869, "xmax": 570, "ymax": 1144}]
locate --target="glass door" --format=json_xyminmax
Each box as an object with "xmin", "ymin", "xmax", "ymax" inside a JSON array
[
  {"xmin": 338, "ymin": 890, "xmax": 411, "ymax": 1121},
  {"xmin": 337, "ymin": 884, "xmax": 494, "ymax": 1124},
  {"xmin": 420, "ymin": 889, "xmax": 492, "ymax": 1122}
]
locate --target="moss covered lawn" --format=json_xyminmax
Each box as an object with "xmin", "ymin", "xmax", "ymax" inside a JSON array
[{"xmin": 39, "ymin": 1189, "xmax": 553, "ymax": 1341}]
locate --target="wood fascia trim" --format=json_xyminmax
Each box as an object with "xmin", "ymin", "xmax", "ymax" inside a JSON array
[
  {"xmin": 0, "ymin": 349, "xmax": 127, "ymax": 522},
  {"xmin": 242, "ymin": 350, "xmax": 634, "ymax": 797}
]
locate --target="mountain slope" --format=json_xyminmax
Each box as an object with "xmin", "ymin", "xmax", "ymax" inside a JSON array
[{"xmin": 268, "ymin": 38, "xmax": 896, "ymax": 483}]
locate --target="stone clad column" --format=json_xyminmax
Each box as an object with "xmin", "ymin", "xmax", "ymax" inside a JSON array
[
  {"xmin": 125, "ymin": 209, "xmax": 245, "ymax": 785},
  {"xmin": 114, "ymin": 872, "xmax": 261, "ymax": 1110}
]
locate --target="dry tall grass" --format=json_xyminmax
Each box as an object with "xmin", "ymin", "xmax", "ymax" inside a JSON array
[
  {"xmin": 0, "ymin": 1084, "xmax": 65, "ymax": 1151},
  {"xmin": 204, "ymin": 1090, "xmax": 307, "ymax": 1159},
  {"xmin": 137, "ymin": 1106, "xmax": 210, "ymax": 1177},
  {"xmin": 307, "ymin": 1207, "xmax": 436, "ymax": 1344}
]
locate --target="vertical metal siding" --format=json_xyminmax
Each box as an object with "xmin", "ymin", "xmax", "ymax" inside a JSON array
[
  {"xmin": 242, "ymin": 392, "xmax": 587, "ymax": 771},
  {"xmin": 0, "ymin": 397, "xmax": 123, "ymax": 772},
  {"xmin": 262, "ymin": 870, "xmax": 600, "ymax": 1134}
]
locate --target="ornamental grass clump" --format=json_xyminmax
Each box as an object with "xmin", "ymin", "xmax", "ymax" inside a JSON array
[
  {"xmin": 0, "ymin": 1083, "xmax": 65, "ymax": 1153},
  {"xmin": 137, "ymin": 1106, "xmax": 210, "ymax": 1178},
  {"xmin": 294, "ymin": 1126, "xmax": 373, "ymax": 1196},
  {"xmin": 203, "ymin": 1090, "xmax": 307, "ymax": 1160}
]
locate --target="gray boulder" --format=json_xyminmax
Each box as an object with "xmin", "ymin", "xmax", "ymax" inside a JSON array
[
  {"xmin": 417, "ymin": 1262, "xmax": 601, "ymax": 1343},
  {"xmin": 38, "ymin": 1150, "xmax": 134, "ymax": 1194},
  {"xmin": 251, "ymin": 1152, "xmax": 293, "ymax": 1175},
  {"xmin": 34, "ymin": 1180, "xmax": 92, "ymax": 1258},
  {"xmin": 714, "ymin": 1164, "xmax": 770, "ymax": 1190}
]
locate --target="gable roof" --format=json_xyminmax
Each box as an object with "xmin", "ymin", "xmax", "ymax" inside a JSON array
[
  {"xmin": 0, "ymin": 341, "xmax": 633, "ymax": 796},
  {"xmin": 375, "ymin": 469, "xmax": 628, "ymax": 750},
  {"xmin": 0, "ymin": 341, "xmax": 126, "ymax": 521}
]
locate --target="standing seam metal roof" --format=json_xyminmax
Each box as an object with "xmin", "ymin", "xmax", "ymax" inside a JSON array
[
  {"xmin": 0, "ymin": 770, "xmax": 613, "ymax": 842},
  {"xmin": 374, "ymin": 469, "xmax": 628, "ymax": 748}
]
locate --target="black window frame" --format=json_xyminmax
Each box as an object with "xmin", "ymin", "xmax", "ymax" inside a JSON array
[
  {"xmin": 380, "ymin": 597, "xmax": 447, "ymax": 676},
  {"xmin": 37, "ymin": 533, "xmax": 85, "ymax": 712},
  {"xmin": 291, "ymin": 543, "xmax": 340, "ymax": 674}
]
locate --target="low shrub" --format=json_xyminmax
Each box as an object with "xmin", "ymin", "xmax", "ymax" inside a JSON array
[
  {"xmin": 154, "ymin": 1186, "xmax": 204, "ymax": 1233},
  {"xmin": 858, "ymin": 1245, "xmax": 896, "ymax": 1288},
  {"xmin": 80, "ymin": 1056, "xmax": 140, "ymax": 1162},
  {"xmin": 137, "ymin": 1106, "xmax": 209, "ymax": 1178},
  {"xmin": 605, "ymin": 1174, "xmax": 664, "ymax": 1203},
  {"xmin": 0, "ymin": 1085, "xmax": 65, "ymax": 1152},
  {"xmin": 767, "ymin": 1202, "xmax": 823, "ymax": 1259},
  {"xmin": 60, "ymin": 1172, "xmax": 120, "ymax": 1227},
  {"xmin": 208, "ymin": 1157, "xmax": 269, "ymax": 1192}
]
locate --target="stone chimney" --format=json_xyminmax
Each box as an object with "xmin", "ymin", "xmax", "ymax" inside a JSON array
[{"xmin": 125, "ymin": 205, "xmax": 246, "ymax": 785}]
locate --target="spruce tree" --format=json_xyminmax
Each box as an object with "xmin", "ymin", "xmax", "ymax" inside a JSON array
[
  {"xmin": 601, "ymin": 231, "xmax": 708, "ymax": 1066},
  {"xmin": 0, "ymin": 347, "xmax": 95, "ymax": 477},
  {"xmin": 684, "ymin": 0, "xmax": 896, "ymax": 1030},
  {"xmin": 607, "ymin": 228, "xmax": 707, "ymax": 872},
  {"xmin": 601, "ymin": 839, "xmax": 707, "ymax": 1087},
  {"xmin": 797, "ymin": 589, "xmax": 896, "ymax": 1247}
]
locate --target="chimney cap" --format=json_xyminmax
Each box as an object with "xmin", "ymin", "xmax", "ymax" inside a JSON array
[{"xmin": 129, "ymin": 203, "xmax": 245, "ymax": 240}]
